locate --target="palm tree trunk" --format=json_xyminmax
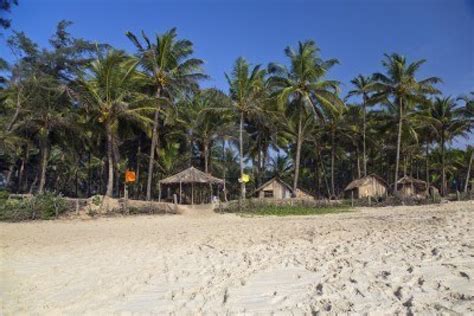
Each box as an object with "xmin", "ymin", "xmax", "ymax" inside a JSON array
[
  {"xmin": 330, "ymin": 128, "xmax": 336, "ymax": 197},
  {"xmin": 204, "ymin": 141, "xmax": 209, "ymax": 173},
  {"xmin": 356, "ymin": 146, "xmax": 361, "ymax": 179},
  {"xmin": 37, "ymin": 139, "xmax": 49, "ymax": 194},
  {"xmin": 18, "ymin": 154, "xmax": 25, "ymax": 193},
  {"xmin": 105, "ymin": 124, "xmax": 114, "ymax": 197},
  {"xmin": 425, "ymin": 143, "xmax": 430, "ymax": 186},
  {"xmin": 222, "ymin": 139, "xmax": 228, "ymax": 202},
  {"xmin": 441, "ymin": 134, "xmax": 446, "ymax": 196},
  {"xmin": 464, "ymin": 150, "xmax": 473, "ymax": 193},
  {"xmin": 362, "ymin": 94, "xmax": 367, "ymax": 176},
  {"xmin": 394, "ymin": 99, "xmax": 403, "ymax": 192},
  {"xmin": 292, "ymin": 113, "xmax": 303, "ymax": 196},
  {"xmin": 146, "ymin": 89, "xmax": 161, "ymax": 200},
  {"xmin": 239, "ymin": 111, "xmax": 246, "ymax": 199}
]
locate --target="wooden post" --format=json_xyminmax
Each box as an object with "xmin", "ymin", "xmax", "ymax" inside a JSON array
[
  {"xmin": 210, "ymin": 183, "xmax": 213, "ymax": 203},
  {"xmin": 124, "ymin": 182, "xmax": 129, "ymax": 214},
  {"xmin": 191, "ymin": 182, "xmax": 194, "ymax": 205},
  {"xmin": 179, "ymin": 181, "xmax": 182, "ymax": 204},
  {"xmin": 368, "ymin": 196, "xmax": 371, "ymax": 206},
  {"xmin": 351, "ymin": 191, "xmax": 354, "ymax": 207},
  {"xmin": 158, "ymin": 183, "xmax": 161, "ymax": 202}
]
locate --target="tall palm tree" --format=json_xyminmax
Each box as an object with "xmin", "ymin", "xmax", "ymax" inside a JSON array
[
  {"xmin": 268, "ymin": 40, "xmax": 344, "ymax": 195},
  {"xmin": 76, "ymin": 50, "xmax": 153, "ymax": 197},
  {"xmin": 424, "ymin": 97, "xmax": 469, "ymax": 195},
  {"xmin": 346, "ymin": 75, "xmax": 375, "ymax": 176},
  {"xmin": 225, "ymin": 57, "xmax": 266, "ymax": 199},
  {"xmin": 373, "ymin": 53, "xmax": 440, "ymax": 191},
  {"xmin": 126, "ymin": 28, "xmax": 206, "ymax": 200}
]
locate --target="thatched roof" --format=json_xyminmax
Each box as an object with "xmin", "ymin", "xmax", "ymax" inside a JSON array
[
  {"xmin": 255, "ymin": 177, "xmax": 293, "ymax": 193},
  {"xmin": 395, "ymin": 175, "xmax": 428, "ymax": 190},
  {"xmin": 344, "ymin": 174, "xmax": 388, "ymax": 191},
  {"xmin": 159, "ymin": 166, "xmax": 224, "ymax": 184}
]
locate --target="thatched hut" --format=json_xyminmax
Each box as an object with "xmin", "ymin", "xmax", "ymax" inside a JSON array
[
  {"xmin": 344, "ymin": 174, "xmax": 388, "ymax": 199},
  {"xmin": 394, "ymin": 175, "xmax": 430, "ymax": 199},
  {"xmin": 159, "ymin": 167, "xmax": 224, "ymax": 204},
  {"xmin": 254, "ymin": 177, "xmax": 314, "ymax": 200}
]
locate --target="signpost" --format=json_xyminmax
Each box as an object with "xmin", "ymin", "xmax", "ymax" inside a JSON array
[{"xmin": 124, "ymin": 170, "xmax": 136, "ymax": 213}]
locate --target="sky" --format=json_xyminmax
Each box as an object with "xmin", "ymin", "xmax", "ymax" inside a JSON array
[{"xmin": 1, "ymin": 0, "xmax": 473, "ymax": 147}]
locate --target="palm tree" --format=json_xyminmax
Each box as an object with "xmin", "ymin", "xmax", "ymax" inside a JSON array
[
  {"xmin": 268, "ymin": 40, "xmax": 344, "ymax": 195},
  {"xmin": 225, "ymin": 57, "xmax": 266, "ymax": 199},
  {"xmin": 126, "ymin": 28, "xmax": 206, "ymax": 200},
  {"xmin": 346, "ymin": 75, "xmax": 375, "ymax": 176},
  {"xmin": 76, "ymin": 50, "xmax": 153, "ymax": 197},
  {"xmin": 423, "ymin": 97, "xmax": 469, "ymax": 195},
  {"xmin": 373, "ymin": 53, "xmax": 441, "ymax": 191},
  {"xmin": 12, "ymin": 75, "xmax": 75, "ymax": 194}
]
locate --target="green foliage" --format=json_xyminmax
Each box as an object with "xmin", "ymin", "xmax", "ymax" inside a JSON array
[
  {"xmin": 221, "ymin": 198, "xmax": 350, "ymax": 215},
  {"xmin": 0, "ymin": 192, "xmax": 68, "ymax": 221}
]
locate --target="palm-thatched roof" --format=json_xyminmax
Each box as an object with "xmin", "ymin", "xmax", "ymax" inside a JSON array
[
  {"xmin": 344, "ymin": 174, "xmax": 388, "ymax": 191},
  {"xmin": 255, "ymin": 177, "xmax": 293, "ymax": 193},
  {"xmin": 395, "ymin": 175, "xmax": 428, "ymax": 190},
  {"xmin": 159, "ymin": 166, "xmax": 224, "ymax": 184}
]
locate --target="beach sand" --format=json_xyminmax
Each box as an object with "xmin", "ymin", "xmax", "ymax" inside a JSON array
[{"xmin": 1, "ymin": 201, "xmax": 473, "ymax": 314}]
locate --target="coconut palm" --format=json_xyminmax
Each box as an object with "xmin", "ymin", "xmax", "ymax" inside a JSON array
[
  {"xmin": 126, "ymin": 28, "xmax": 206, "ymax": 200},
  {"xmin": 372, "ymin": 53, "xmax": 441, "ymax": 191},
  {"xmin": 225, "ymin": 57, "xmax": 266, "ymax": 198},
  {"xmin": 423, "ymin": 97, "xmax": 469, "ymax": 195},
  {"xmin": 346, "ymin": 75, "xmax": 376, "ymax": 176},
  {"xmin": 268, "ymin": 40, "xmax": 344, "ymax": 195},
  {"xmin": 76, "ymin": 50, "xmax": 153, "ymax": 197}
]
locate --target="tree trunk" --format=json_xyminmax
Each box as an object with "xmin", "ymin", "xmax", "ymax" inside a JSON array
[
  {"xmin": 425, "ymin": 143, "xmax": 430, "ymax": 187},
  {"xmin": 292, "ymin": 113, "xmax": 303, "ymax": 196},
  {"xmin": 441, "ymin": 134, "xmax": 446, "ymax": 196},
  {"xmin": 394, "ymin": 98, "xmax": 403, "ymax": 192},
  {"xmin": 239, "ymin": 112, "xmax": 246, "ymax": 199},
  {"xmin": 18, "ymin": 154, "xmax": 25, "ymax": 193},
  {"xmin": 146, "ymin": 89, "xmax": 161, "ymax": 200},
  {"xmin": 356, "ymin": 146, "xmax": 361, "ymax": 179},
  {"xmin": 330, "ymin": 128, "xmax": 336, "ymax": 197},
  {"xmin": 204, "ymin": 141, "xmax": 209, "ymax": 173},
  {"xmin": 464, "ymin": 150, "xmax": 473, "ymax": 193},
  {"xmin": 5, "ymin": 89, "xmax": 22, "ymax": 132},
  {"xmin": 37, "ymin": 139, "xmax": 49, "ymax": 194},
  {"xmin": 362, "ymin": 94, "xmax": 367, "ymax": 176},
  {"xmin": 5, "ymin": 165, "xmax": 14, "ymax": 188},
  {"xmin": 135, "ymin": 142, "xmax": 141, "ymax": 198},
  {"xmin": 222, "ymin": 139, "xmax": 228, "ymax": 202},
  {"xmin": 105, "ymin": 124, "xmax": 114, "ymax": 197}
]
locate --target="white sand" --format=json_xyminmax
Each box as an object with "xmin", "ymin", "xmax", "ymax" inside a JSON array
[{"xmin": 1, "ymin": 201, "xmax": 473, "ymax": 314}]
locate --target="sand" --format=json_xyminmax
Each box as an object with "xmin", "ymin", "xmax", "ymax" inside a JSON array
[{"xmin": 1, "ymin": 201, "xmax": 473, "ymax": 314}]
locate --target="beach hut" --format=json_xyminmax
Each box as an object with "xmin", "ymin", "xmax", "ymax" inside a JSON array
[
  {"xmin": 254, "ymin": 177, "xmax": 314, "ymax": 199},
  {"xmin": 344, "ymin": 174, "xmax": 388, "ymax": 199},
  {"xmin": 394, "ymin": 175, "xmax": 430, "ymax": 199},
  {"xmin": 159, "ymin": 166, "xmax": 224, "ymax": 204}
]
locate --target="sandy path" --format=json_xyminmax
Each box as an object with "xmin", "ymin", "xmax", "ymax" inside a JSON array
[{"xmin": 1, "ymin": 201, "xmax": 473, "ymax": 314}]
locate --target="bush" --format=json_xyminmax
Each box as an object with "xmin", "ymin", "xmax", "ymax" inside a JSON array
[
  {"xmin": 219, "ymin": 198, "xmax": 350, "ymax": 215},
  {"xmin": 0, "ymin": 192, "xmax": 69, "ymax": 222}
]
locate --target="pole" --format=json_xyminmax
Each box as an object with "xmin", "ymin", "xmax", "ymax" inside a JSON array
[
  {"xmin": 191, "ymin": 182, "xmax": 194, "ymax": 205},
  {"xmin": 124, "ymin": 182, "xmax": 129, "ymax": 214},
  {"xmin": 158, "ymin": 183, "xmax": 161, "ymax": 202},
  {"xmin": 179, "ymin": 181, "xmax": 182, "ymax": 204}
]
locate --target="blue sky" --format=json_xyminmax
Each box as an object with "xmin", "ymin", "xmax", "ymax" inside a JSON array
[{"xmin": 1, "ymin": 0, "xmax": 473, "ymax": 146}]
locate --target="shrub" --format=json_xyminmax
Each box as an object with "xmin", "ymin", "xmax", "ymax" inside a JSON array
[{"xmin": 0, "ymin": 192, "xmax": 69, "ymax": 222}]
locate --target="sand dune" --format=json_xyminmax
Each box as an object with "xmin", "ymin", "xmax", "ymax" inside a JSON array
[{"xmin": 1, "ymin": 201, "xmax": 473, "ymax": 314}]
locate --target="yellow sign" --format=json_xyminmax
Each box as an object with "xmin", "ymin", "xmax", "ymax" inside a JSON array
[
  {"xmin": 240, "ymin": 174, "xmax": 250, "ymax": 183},
  {"xmin": 125, "ymin": 170, "xmax": 136, "ymax": 183}
]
